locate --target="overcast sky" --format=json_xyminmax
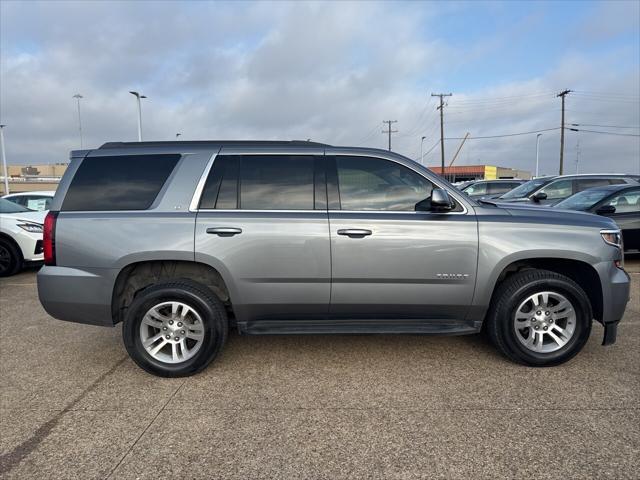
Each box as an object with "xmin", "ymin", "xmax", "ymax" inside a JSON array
[{"xmin": 1, "ymin": 0, "xmax": 639, "ymax": 175}]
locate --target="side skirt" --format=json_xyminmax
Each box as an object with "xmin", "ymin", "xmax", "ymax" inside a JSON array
[{"xmin": 238, "ymin": 319, "xmax": 479, "ymax": 336}]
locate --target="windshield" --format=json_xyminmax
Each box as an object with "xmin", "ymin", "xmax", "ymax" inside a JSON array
[
  {"xmin": 554, "ymin": 189, "xmax": 611, "ymax": 211},
  {"xmin": 499, "ymin": 178, "xmax": 549, "ymax": 199},
  {"xmin": 0, "ymin": 198, "xmax": 32, "ymax": 214}
]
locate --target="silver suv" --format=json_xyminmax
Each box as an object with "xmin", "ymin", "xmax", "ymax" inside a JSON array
[{"xmin": 37, "ymin": 141, "xmax": 630, "ymax": 377}]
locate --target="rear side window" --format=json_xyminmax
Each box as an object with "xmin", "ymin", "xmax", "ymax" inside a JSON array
[
  {"xmin": 577, "ymin": 178, "xmax": 613, "ymax": 191},
  {"xmin": 199, "ymin": 154, "xmax": 317, "ymax": 210},
  {"xmin": 62, "ymin": 154, "xmax": 180, "ymax": 211}
]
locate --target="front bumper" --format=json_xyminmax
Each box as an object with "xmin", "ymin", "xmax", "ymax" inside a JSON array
[{"xmin": 11, "ymin": 228, "xmax": 44, "ymax": 262}]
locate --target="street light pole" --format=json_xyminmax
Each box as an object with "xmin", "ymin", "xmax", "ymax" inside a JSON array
[
  {"xmin": 535, "ymin": 133, "xmax": 542, "ymax": 178},
  {"xmin": 420, "ymin": 136, "xmax": 426, "ymax": 165},
  {"xmin": 129, "ymin": 91, "xmax": 147, "ymax": 141},
  {"xmin": 0, "ymin": 125, "xmax": 9, "ymax": 195},
  {"xmin": 73, "ymin": 94, "xmax": 84, "ymax": 149}
]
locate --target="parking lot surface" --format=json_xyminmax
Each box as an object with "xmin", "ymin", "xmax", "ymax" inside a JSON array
[{"xmin": 1, "ymin": 258, "xmax": 639, "ymax": 479}]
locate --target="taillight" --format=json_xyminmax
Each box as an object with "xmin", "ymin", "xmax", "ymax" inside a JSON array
[{"xmin": 43, "ymin": 211, "xmax": 58, "ymax": 266}]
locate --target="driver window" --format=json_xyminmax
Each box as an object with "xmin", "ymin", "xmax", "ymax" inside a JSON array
[
  {"xmin": 606, "ymin": 190, "xmax": 640, "ymax": 213},
  {"xmin": 336, "ymin": 156, "xmax": 434, "ymax": 211},
  {"xmin": 539, "ymin": 179, "xmax": 573, "ymax": 200}
]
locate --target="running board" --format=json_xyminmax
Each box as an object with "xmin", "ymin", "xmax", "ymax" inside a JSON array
[{"xmin": 240, "ymin": 319, "xmax": 478, "ymax": 336}]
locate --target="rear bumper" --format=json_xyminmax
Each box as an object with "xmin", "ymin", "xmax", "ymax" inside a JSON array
[{"xmin": 37, "ymin": 266, "xmax": 116, "ymax": 327}]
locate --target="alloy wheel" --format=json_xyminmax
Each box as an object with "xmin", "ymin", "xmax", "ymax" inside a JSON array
[
  {"xmin": 513, "ymin": 291, "xmax": 577, "ymax": 353},
  {"xmin": 139, "ymin": 301, "xmax": 205, "ymax": 364}
]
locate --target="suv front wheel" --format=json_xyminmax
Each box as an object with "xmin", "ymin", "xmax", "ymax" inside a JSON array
[
  {"xmin": 123, "ymin": 280, "xmax": 228, "ymax": 377},
  {"xmin": 487, "ymin": 269, "xmax": 592, "ymax": 366}
]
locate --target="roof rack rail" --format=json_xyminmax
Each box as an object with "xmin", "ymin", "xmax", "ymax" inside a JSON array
[{"xmin": 99, "ymin": 140, "xmax": 331, "ymax": 149}]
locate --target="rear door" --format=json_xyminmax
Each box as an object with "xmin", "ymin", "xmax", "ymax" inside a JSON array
[
  {"xmin": 194, "ymin": 148, "xmax": 330, "ymax": 325},
  {"xmin": 326, "ymin": 152, "xmax": 478, "ymax": 321}
]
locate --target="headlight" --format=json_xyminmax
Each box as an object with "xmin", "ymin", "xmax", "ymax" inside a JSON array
[
  {"xmin": 17, "ymin": 222, "xmax": 43, "ymax": 233},
  {"xmin": 600, "ymin": 229, "xmax": 622, "ymax": 248}
]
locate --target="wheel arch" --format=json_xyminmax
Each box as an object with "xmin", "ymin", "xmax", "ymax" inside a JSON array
[
  {"xmin": 0, "ymin": 232, "xmax": 24, "ymax": 262},
  {"xmin": 111, "ymin": 260, "xmax": 234, "ymax": 325},
  {"xmin": 485, "ymin": 257, "xmax": 603, "ymax": 324}
]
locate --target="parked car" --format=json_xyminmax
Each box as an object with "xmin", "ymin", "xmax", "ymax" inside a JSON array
[
  {"xmin": 3, "ymin": 190, "xmax": 56, "ymax": 211},
  {"xmin": 554, "ymin": 184, "xmax": 640, "ymax": 251},
  {"xmin": 0, "ymin": 198, "xmax": 46, "ymax": 276},
  {"xmin": 497, "ymin": 174, "xmax": 638, "ymax": 205},
  {"xmin": 38, "ymin": 141, "xmax": 629, "ymax": 377},
  {"xmin": 461, "ymin": 179, "xmax": 526, "ymax": 199}
]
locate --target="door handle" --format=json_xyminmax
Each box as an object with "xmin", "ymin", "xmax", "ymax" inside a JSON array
[
  {"xmin": 337, "ymin": 228, "xmax": 372, "ymax": 237},
  {"xmin": 206, "ymin": 227, "xmax": 242, "ymax": 236}
]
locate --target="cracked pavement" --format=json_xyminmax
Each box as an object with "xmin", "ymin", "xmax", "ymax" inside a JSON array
[{"xmin": 1, "ymin": 257, "xmax": 639, "ymax": 479}]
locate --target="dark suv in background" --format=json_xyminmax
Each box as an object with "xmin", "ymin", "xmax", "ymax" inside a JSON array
[{"xmin": 461, "ymin": 179, "xmax": 526, "ymax": 200}]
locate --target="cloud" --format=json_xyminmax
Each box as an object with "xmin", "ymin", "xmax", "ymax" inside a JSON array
[{"xmin": 0, "ymin": 0, "xmax": 638, "ymax": 176}]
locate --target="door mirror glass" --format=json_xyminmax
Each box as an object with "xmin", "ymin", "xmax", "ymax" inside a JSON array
[
  {"xmin": 596, "ymin": 205, "xmax": 616, "ymax": 215},
  {"xmin": 428, "ymin": 188, "xmax": 454, "ymax": 211}
]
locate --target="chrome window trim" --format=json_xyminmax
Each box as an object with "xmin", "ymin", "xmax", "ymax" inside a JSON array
[
  {"xmin": 195, "ymin": 207, "xmax": 468, "ymax": 215},
  {"xmin": 189, "ymin": 149, "xmax": 220, "ymax": 212},
  {"xmin": 189, "ymin": 148, "xmax": 471, "ymax": 216}
]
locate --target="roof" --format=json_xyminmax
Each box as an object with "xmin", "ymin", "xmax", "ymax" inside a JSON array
[{"xmin": 99, "ymin": 140, "xmax": 331, "ymax": 149}]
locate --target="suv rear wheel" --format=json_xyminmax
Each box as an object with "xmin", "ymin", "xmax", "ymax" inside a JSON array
[
  {"xmin": 123, "ymin": 280, "xmax": 228, "ymax": 377},
  {"xmin": 487, "ymin": 269, "xmax": 592, "ymax": 366}
]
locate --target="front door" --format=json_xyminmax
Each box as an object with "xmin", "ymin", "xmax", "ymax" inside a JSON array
[
  {"xmin": 327, "ymin": 154, "xmax": 478, "ymax": 321},
  {"xmin": 195, "ymin": 152, "xmax": 330, "ymax": 324}
]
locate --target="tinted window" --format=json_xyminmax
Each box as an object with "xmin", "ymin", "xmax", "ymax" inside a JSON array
[
  {"xmin": 500, "ymin": 178, "xmax": 549, "ymax": 199},
  {"xmin": 488, "ymin": 182, "xmax": 521, "ymax": 194},
  {"xmin": 0, "ymin": 198, "xmax": 31, "ymax": 213},
  {"xmin": 539, "ymin": 179, "xmax": 573, "ymax": 200},
  {"xmin": 62, "ymin": 154, "xmax": 179, "ymax": 211},
  {"xmin": 199, "ymin": 155, "xmax": 239, "ymax": 209},
  {"xmin": 577, "ymin": 179, "xmax": 612, "ymax": 191},
  {"xmin": 463, "ymin": 183, "xmax": 487, "ymax": 195},
  {"xmin": 336, "ymin": 156, "xmax": 433, "ymax": 211},
  {"xmin": 605, "ymin": 189, "xmax": 640, "ymax": 213},
  {"xmin": 239, "ymin": 155, "xmax": 314, "ymax": 210}
]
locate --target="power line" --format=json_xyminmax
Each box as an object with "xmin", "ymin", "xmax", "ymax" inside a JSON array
[
  {"xmin": 382, "ymin": 120, "xmax": 398, "ymax": 151},
  {"xmin": 415, "ymin": 140, "xmax": 441, "ymax": 161},
  {"xmin": 569, "ymin": 128, "xmax": 640, "ymax": 137},
  {"xmin": 571, "ymin": 123, "xmax": 640, "ymax": 129},
  {"xmin": 445, "ymin": 127, "xmax": 560, "ymax": 140}
]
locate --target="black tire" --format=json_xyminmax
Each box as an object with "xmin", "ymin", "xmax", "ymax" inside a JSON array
[
  {"xmin": 486, "ymin": 269, "xmax": 592, "ymax": 367},
  {"xmin": 0, "ymin": 238, "xmax": 22, "ymax": 277},
  {"xmin": 123, "ymin": 279, "xmax": 228, "ymax": 377}
]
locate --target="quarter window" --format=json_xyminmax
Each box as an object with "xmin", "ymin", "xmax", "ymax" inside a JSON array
[
  {"xmin": 62, "ymin": 154, "xmax": 180, "ymax": 211},
  {"xmin": 335, "ymin": 156, "xmax": 434, "ymax": 211}
]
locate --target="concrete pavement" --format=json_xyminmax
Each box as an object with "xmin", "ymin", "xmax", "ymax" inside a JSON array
[{"xmin": 1, "ymin": 258, "xmax": 638, "ymax": 479}]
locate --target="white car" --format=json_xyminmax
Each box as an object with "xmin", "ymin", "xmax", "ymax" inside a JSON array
[
  {"xmin": 3, "ymin": 190, "xmax": 56, "ymax": 211},
  {"xmin": 0, "ymin": 198, "xmax": 46, "ymax": 276}
]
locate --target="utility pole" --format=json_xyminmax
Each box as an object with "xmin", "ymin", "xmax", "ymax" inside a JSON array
[
  {"xmin": 557, "ymin": 89, "xmax": 571, "ymax": 175},
  {"xmin": 72, "ymin": 94, "xmax": 84, "ymax": 149},
  {"xmin": 0, "ymin": 125, "xmax": 8, "ymax": 195},
  {"xmin": 382, "ymin": 120, "xmax": 398, "ymax": 151},
  {"xmin": 535, "ymin": 133, "xmax": 542, "ymax": 178},
  {"xmin": 431, "ymin": 93, "xmax": 452, "ymax": 178}
]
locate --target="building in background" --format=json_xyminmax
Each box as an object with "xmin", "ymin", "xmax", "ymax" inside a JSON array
[
  {"xmin": 1, "ymin": 163, "xmax": 67, "ymax": 195},
  {"xmin": 428, "ymin": 164, "xmax": 531, "ymax": 182}
]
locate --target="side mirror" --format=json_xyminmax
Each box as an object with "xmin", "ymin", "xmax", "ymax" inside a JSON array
[
  {"xmin": 596, "ymin": 205, "xmax": 616, "ymax": 215},
  {"xmin": 430, "ymin": 188, "xmax": 454, "ymax": 211},
  {"xmin": 532, "ymin": 191, "xmax": 547, "ymax": 202}
]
